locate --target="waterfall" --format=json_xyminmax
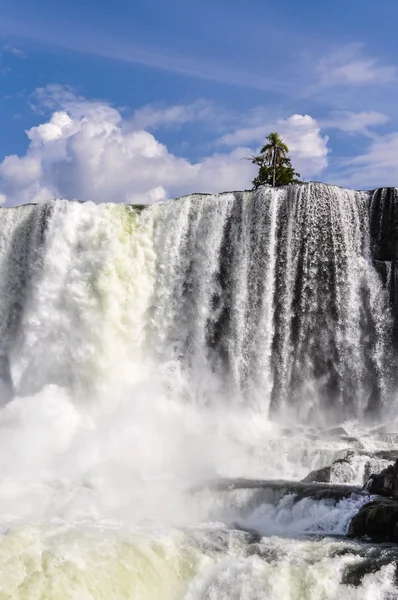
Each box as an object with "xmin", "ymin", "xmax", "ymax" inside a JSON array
[
  {"xmin": 0, "ymin": 182, "xmax": 394, "ymax": 421},
  {"xmin": 0, "ymin": 183, "xmax": 397, "ymax": 600}
]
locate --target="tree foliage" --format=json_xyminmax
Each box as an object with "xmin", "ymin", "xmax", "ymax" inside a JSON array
[{"xmin": 250, "ymin": 132, "xmax": 301, "ymax": 188}]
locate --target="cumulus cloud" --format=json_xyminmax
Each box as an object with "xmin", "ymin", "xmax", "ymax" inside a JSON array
[
  {"xmin": 0, "ymin": 85, "xmax": 335, "ymax": 205},
  {"xmin": 218, "ymin": 114, "xmax": 329, "ymax": 177},
  {"xmin": 0, "ymin": 87, "xmax": 257, "ymax": 206},
  {"xmin": 317, "ymin": 44, "xmax": 396, "ymax": 87}
]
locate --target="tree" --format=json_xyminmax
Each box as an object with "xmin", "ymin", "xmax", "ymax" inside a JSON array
[{"xmin": 250, "ymin": 132, "xmax": 301, "ymax": 188}]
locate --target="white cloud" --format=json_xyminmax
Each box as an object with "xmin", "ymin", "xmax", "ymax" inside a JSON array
[
  {"xmin": 131, "ymin": 101, "xmax": 215, "ymax": 130},
  {"xmin": 0, "ymin": 87, "xmax": 256, "ymax": 206},
  {"xmin": 2, "ymin": 45, "xmax": 25, "ymax": 58},
  {"xmin": 317, "ymin": 44, "xmax": 396, "ymax": 87},
  {"xmin": 322, "ymin": 111, "xmax": 389, "ymax": 136},
  {"xmin": 219, "ymin": 114, "xmax": 329, "ymax": 177},
  {"xmin": 336, "ymin": 132, "xmax": 398, "ymax": 189},
  {"xmin": 27, "ymin": 111, "xmax": 75, "ymax": 143}
]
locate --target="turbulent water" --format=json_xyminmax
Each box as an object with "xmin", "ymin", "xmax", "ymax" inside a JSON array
[{"xmin": 0, "ymin": 183, "xmax": 397, "ymax": 599}]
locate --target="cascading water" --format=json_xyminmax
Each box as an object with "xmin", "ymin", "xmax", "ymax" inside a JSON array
[
  {"xmin": 0, "ymin": 182, "xmax": 397, "ymax": 599},
  {"xmin": 150, "ymin": 184, "xmax": 393, "ymax": 419}
]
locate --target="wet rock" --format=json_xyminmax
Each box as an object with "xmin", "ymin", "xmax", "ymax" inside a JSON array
[
  {"xmin": 301, "ymin": 451, "xmax": 355, "ymax": 484},
  {"xmin": 336, "ymin": 542, "xmax": 398, "ymax": 586},
  {"xmin": 365, "ymin": 459, "xmax": 398, "ymax": 498},
  {"xmin": 347, "ymin": 499, "xmax": 398, "ymax": 542},
  {"xmin": 334, "ymin": 451, "xmax": 355, "ymax": 464},
  {"xmin": 294, "ymin": 486, "xmax": 365, "ymax": 504},
  {"xmin": 302, "ymin": 466, "xmax": 332, "ymax": 483},
  {"xmin": 246, "ymin": 543, "xmax": 280, "ymax": 562},
  {"xmin": 201, "ymin": 478, "xmax": 365, "ymax": 504},
  {"xmin": 230, "ymin": 522, "xmax": 263, "ymax": 544},
  {"xmin": 343, "ymin": 556, "xmax": 398, "ymax": 586},
  {"xmin": 363, "ymin": 458, "xmax": 392, "ymax": 486},
  {"xmin": 373, "ymin": 450, "xmax": 398, "ymax": 461}
]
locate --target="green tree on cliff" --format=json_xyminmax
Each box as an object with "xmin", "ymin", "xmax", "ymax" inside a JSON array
[{"xmin": 251, "ymin": 132, "xmax": 301, "ymax": 188}]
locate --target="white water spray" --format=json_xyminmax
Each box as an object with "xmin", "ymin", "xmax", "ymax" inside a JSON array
[{"xmin": 0, "ymin": 184, "xmax": 395, "ymax": 599}]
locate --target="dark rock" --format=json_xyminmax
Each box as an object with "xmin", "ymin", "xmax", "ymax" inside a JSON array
[
  {"xmin": 370, "ymin": 188, "xmax": 398, "ymax": 347},
  {"xmin": 301, "ymin": 451, "xmax": 355, "ymax": 484},
  {"xmin": 246, "ymin": 543, "xmax": 280, "ymax": 561},
  {"xmin": 369, "ymin": 188, "xmax": 398, "ymax": 262},
  {"xmin": 294, "ymin": 486, "xmax": 365, "ymax": 504},
  {"xmin": 199, "ymin": 478, "xmax": 365, "ymax": 504},
  {"xmin": 342, "ymin": 556, "xmax": 398, "ymax": 587},
  {"xmin": 347, "ymin": 499, "xmax": 398, "ymax": 542},
  {"xmin": 230, "ymin": 522, "xmax": 263, "ymax": 544},
  {"xmin": 363, "ymin": 458, "xmax": 394, "ymax": 486},
  {"xmin": 374, "ymin": 450, "xmax": 398, "ymax": 461},
  {"xmin": 334, "ymin": 543, "xmax": 398, "ymax": 586},
  {"xmin": 333, "ymin": 451, "xmax": 355, "ymax": 465},
  {"xmin": 364, "ymin": 461, "xmax": 373, "ymax": 486},
  {"xmin": 365, "ymin": 459, "xmax": 398, "ymax": 498},
  {"xmin": 302, "ymin": 466, "xmax": 332, "ymax": 483}
]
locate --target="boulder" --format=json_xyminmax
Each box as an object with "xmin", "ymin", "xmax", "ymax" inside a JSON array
[
  {"xmin": 301, "ymin": 466, "xmax": 332, "ymax": 484},
  {"xmin": 347, "ymin": 499, "xmax": 398, "ymax": 543},
  {"xmin": 365, "ymin": 459, "xmax": 398, "ymax": 498},
  {"xmin": 301, "ymin": 451, "xmax": 355, "ymax": 484}
]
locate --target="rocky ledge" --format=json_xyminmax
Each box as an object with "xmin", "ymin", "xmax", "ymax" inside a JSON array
[
  {"xmin": 347, "ymin": 459, "xmax": 398, "ymax": 543},
  {"xmin": 348, "ymin": 498, "xmax": 398, "ymax": 542},
  {"xmin": 365, "ymin": 458, "xmax": 398, "ymax": 498},
  {"xmin": 203, "ymin": 436, "xmax": 398, "ymax": 545},
  {"xmin": 201, "ymin": 478, "xmax": 365, "ymax": 503}
]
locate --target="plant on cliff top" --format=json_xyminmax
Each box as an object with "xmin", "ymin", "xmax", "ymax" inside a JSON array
[{"xmin": 250, "ymin": 132, "xmax": 301, "ymax": 188}]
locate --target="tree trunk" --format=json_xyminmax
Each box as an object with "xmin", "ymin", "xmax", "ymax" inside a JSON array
[{"xmin": 272, "ymin": 148, "xmax": 277, "ymax": 188}]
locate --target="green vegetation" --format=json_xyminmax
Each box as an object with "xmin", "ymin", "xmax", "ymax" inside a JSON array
[{"xmin": 250, "ymin": 132, "xmax": 301, "ymax": 188}]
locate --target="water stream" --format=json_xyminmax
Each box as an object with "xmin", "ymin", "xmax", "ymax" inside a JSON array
[{"xmin": 0, "ymin": 183, "xmax": 397, "ymax": 599}]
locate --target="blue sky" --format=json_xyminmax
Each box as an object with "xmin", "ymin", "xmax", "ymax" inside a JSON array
[{"xmin": 0, "ymin": 0, "xmax": 397, "ymax": 205}]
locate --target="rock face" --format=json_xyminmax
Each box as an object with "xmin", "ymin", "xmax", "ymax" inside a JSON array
[
  {"xmin": 348, "ymin": 457, "xmax": 398, "ymax": 543},
  {"xmin": 347, "ymin": 499, "xmax": 398, "ymax": 543},
  {"xmin": 365, "ymin": 459, "xmax": 398, "ymax": 498},
  {"xmin": 370, "ymin": 187, "xmax": 398, "ymax": 346},
  {"xmin": 370, "ymin": 188, "xmax": 398, "ymax": 262}
]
